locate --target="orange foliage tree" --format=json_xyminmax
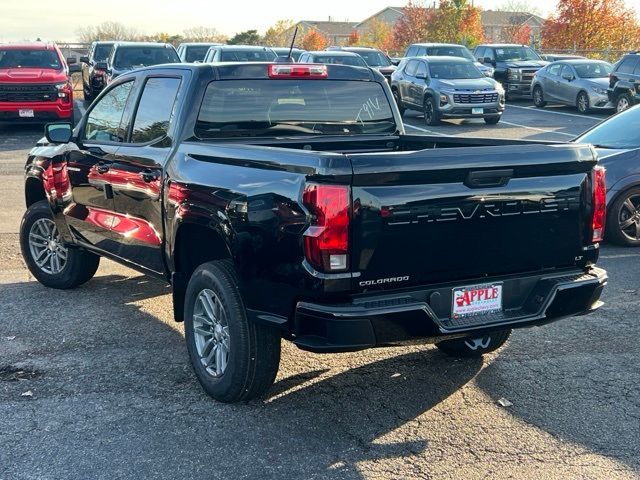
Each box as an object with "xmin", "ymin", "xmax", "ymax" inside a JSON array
[
  {"xmin": 392, "ymin": 1, "xmax": 430, "ymax": 52},
  {"xmin": 542, "ymin": 0, "xmax": 640, "ymax": 50},
  {"xmin": 502, "ymin": 23, "xmax": 532, "ymax": 44},
  {"xmin": 301, "ymin": 29, "xmax": 329, "ymax": 51},
  {"xmin": 347, "ymin": 31, "xmax": 360, "ymax": 46},
  {"xmin": 360, "ymin": 19, "xmax": 395, "ymax": 52},
  {"xmin": 429, "ymin": 0, "xmax": 485, "ymax": 47}
]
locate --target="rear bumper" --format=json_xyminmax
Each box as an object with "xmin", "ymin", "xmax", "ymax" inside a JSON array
[
  {"xmin": 0, "ymin": 100, "xmax": 73, "ymax": 121},
  {"xmin": 293, "ymin": 267, "xmax": 607, "ymax": 353}
]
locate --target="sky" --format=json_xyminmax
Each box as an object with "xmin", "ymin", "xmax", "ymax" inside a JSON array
[{"xmin": 0, "ymin": 0, "xmax": 584, "ymax": 42}]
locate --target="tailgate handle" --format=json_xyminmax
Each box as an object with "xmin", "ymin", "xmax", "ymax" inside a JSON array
[{"xmin": 465, "ymin": 169, "xmax": 513, "ymax": 188}]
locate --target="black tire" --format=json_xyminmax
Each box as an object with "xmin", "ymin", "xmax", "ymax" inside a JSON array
[
  {"xmin": 184, "ymin": 260, "xmax": 281, "ymax": 403},
  {"xmin": 576, "ymin": 91, "xmax": 590, "ymax": 113},
  {"xmin": 532, "ymin": 85, "xmax": 546, "ymax": 107},
  {"xmin": 615, "ymin": 92, "xmax": 633, "ymax": 113},
  {"xmin": 19, "ymin": 200, "xmax": 100, "ymax": 289},
  {"xmin": 392, "ymin": 88, "xmax": 405, "ymax": 116},
  {"xmin": 484, "ymin": 115, "xmax": 501, "ymax": 125},
  {"xmin": 423, "ymin": 96, "xmax": 440, "ymax": 126},
  {"xmin": 436, "ymin": 329, "xmax": 511, "ymax": 358},
  {"xmin": 606, "ymin": 187, "xmax": 640, "ymax": 247}
]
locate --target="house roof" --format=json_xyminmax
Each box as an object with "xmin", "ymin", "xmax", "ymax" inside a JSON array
[
  {"xmin": 296, "ymin": 21, "xmax": 358, "ymax": 37},
  {"xmin": 355, "ymin": 6, "xmax": 545, "ymax": 28}
]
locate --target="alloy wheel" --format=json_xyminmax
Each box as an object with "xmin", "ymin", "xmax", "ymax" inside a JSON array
[
  {"xmin": 577, "ymin": 93, "xmax": 589, "ymax": 113},
  {"xmin": 192, "ymin": 288, "xmax": 230, "ymax": 377},
  {"xmin": 28, "ymin": 218, "xmax": 68, "ymax": 275},
  {"xmin": 533, "ymin": 87, "xmax": 543, "ymax": 105},
  {"xmin": 618, "ymin": 194, "xmax": 640, "ymax": 242}
]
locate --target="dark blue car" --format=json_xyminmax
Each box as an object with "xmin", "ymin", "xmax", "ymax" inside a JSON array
[{"xmin": 575, "ymin": 104, "xmax": 640, "ymax": 246}]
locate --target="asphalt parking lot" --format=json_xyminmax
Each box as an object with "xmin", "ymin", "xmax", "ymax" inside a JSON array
[{"xmin": 1, "ymin": 100, "xmax": 639, "ymax": 480}]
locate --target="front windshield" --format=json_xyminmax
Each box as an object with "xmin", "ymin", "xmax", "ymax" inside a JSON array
[
  {"xmin": 429, "ymin": 62, "xmax": 483, "ymax": 79},
  {"xmin": 425, "ymin": 46, "xmax": 475, "ymax": 61},
  {"xmin": 357, "ymin": 51, "xmax": 391, "ymax": 67},
  {"xmin": 0, "ymin": 49, "xmax": 61, "ymax": 69},
  {"xmin": 575, "ymin": 105, "xmax": 640, "ymax": 149},
  {"xmin": 220, "ymin": 50, "xmax": 277, "ymax": 62},
  {"xmin": 185, "ymin": 46, "xmax": 211, "ymax": 62},
  {"xmin": 114, "ymin": 47, "xmax": 179, "ymax": 69},
  {"xmin": 94, "ymin": 44, "xmax": 114, "ymax": 62},
  {"xmin": 196, "ymin": 79, "xmax": 396, "ymax": 138},
  {"xmin": 312, "ymin": 55, "xmax": 367, "ymax": 67},
  {"xmin": 495, "ymin": 47, "xmax": 541, "ymax": 62},
  {"xmin": 574, "ymin": 62, "xmax": 612, "ymax": 78}
]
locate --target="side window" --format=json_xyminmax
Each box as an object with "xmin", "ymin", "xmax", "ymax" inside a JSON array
[
  {"xmin": 131, "ymin": 77, "xmax": 181, "ymax": 143},
  {"xmin": 404, "ymin": 60, "xmax": 418, "ymax": 76},
  {"xmin": 406, "ymin": 46, "xmax": 418, "ymax": 57},
  {"xmin": 485, "ymin": 48, "xmax": 495, "ymax": 61},
  {"xmin": 84, "ymin": 81, "xmax": 134, "ymax": 143},
  {"xmin": 548, "ymin": 63, "xmax": 562, "ymax": 76},
  {"xmin": 417, "ymin": 48, "xmax": 427, "ymax": 56},
  {"xmin": 475, "ymin": 47, "xmax": 485, "ymax": 60},
  {"xmin": 634, "ymin": 58, "xmax": 640, "ymax": 75},
  {"xmin": 618, "ymin": 57, "xmax": 638, "ymax": 74},
  {"xmin": 416, "ymin": 62, "xmax": 427, "ymax": 78},
  {"xmin": 560, "ymin": 65, "xmax": 574, "ymax": 79}
]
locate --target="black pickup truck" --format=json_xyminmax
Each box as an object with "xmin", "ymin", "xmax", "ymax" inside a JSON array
[{"xmin": 21, "ymin": 62, "xmax": 607, "ymax": 402}]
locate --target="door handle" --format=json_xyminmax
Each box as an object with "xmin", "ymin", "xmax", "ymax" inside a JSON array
[
  {"xmin": 140, "ymin": 169, "xmax": 160, "ymax": 183},
  {"xmin": 96, "ymin": 162, "xmax": 110, "ymax": 174}
]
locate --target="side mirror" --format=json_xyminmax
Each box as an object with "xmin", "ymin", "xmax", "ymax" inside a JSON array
[
  {"xmin": 415, "ymin": 73, "xmax": 428, "ymax": 80},
  {"xmin": 95, "ymin": 61, "xmax": 108, "ymax": 71},
  {"xmin": 562, "ymin": 73, "xmax": 574, "ymax": 81},
  {"xmin": 45, "ymin": 123, "xmax": 73, "ymax": 144},
  {"xmin": 390, "ymin": 58, "xmax": 401, "ymax": 66},
  {"xmin": 68, "ymin": 64, "xmax": 81, "ymax": 74},
  {"xmin": 80, "ymin": 56, "xmax": 90, "ymax": 64}
]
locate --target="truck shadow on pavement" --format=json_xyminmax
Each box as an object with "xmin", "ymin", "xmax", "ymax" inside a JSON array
[{"xmin": 1, "ymin": 272, "xmax": 484, "ymax": 479}]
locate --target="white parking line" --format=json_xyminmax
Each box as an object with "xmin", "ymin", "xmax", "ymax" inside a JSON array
[
  {"xmin": 507, "ymin": 104, "xmax": 604, "ymax": 121},
  {"xmin": 498, "ymin": 120, "xmax": 576, "ymax": 137},
  {"xmin": 404, "ymin": 124, "xmax": 452, "ymax": 136}
]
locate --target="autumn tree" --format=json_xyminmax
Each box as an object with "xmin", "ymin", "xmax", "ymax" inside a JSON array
[
  {"xmin": 501, "ymin": 23, "xmax": 532, "ymax": 44},
  {"xmin": 182, "ymin": 26, "xmax": 227, "ymax": 43},
  {"xmin": 542, "ymin": 0, "xmax": 640, "ymax": 51},
  {"xmin": 359, "ymin": 19, "xmax": 394, "ymax": 51},
  {"xmin": 392, "ymin": 1, "xmax": 430, "ymax": 52},
  {"xmin": 301, "ymin": 29, "xmax": 328, "ymax": 51},
  {"xmin": 263, "ymin": 20, "xmax": 295, "ymax": 47},
  {"xmin": 429, "ymin": 0, "xmax": 485, "ymax": 47},
  {"xmin": 76, "ymin": 22, "xmax": 138, "ymax": 42},
  {"xmin": 227, "ymin": 29, "xmax": 262, "ymax": 45},
  {"xmin": 347, "ymin": 31, "xmax": 360, "ymax": 46}
]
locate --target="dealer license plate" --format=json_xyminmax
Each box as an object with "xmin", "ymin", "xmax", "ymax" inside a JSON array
[
  {"xmin": 452, "ymin": 283, "xmax": 502, "ymax": 319},
  {"xmin": 472, "ymin": 107, "xmax": 484, "ymax": 115},
  {"xmin": 19, "ymin": 109, "xmax": 34, "ymax": 118}
]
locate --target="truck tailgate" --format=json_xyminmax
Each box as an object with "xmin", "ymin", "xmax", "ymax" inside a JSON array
[{"xmin": 348, "ymin": 143, "xmax": 597, "ymax": 291}]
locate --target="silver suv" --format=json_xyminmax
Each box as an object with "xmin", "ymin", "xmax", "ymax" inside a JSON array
[{"xmin": 391, "ymin": 56, "xmax": 505, "ymax": 125}]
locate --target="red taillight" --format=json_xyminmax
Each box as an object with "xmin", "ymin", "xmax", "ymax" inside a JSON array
[
  {"xmin": 303, "ymin": 184, "xmax": 350, "ymax": 272},
  {"xmin": 592, "ymin": 166, "xmax": 606, "ymax": 243},
  {"xmin": 268, "ymin": 64, "xmax": 328, "ymax": 79}
]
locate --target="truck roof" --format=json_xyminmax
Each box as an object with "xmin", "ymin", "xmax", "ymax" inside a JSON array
[
  {"xmin": 0, "ymin": 42, "xmax": 57, "ymax": 51},
  {"xmin": 116, "ymin": 62, "xmax": 381, "ymax": 82},
  {"xmin": 112, "ymin": 42, "xmax": 175, "ymax": 49},
  {"xmin": 410, "ymin": 55, "xmax": 472, "ymax": 64}
]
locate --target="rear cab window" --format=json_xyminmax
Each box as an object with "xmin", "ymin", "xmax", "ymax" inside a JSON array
[
  {"xmin": 195, "ymin": 79, "xmax": 396, "ymax": 138},
  {"xmin": 131, "ymin": 77, "xmax": 181, "ymax": 143}
]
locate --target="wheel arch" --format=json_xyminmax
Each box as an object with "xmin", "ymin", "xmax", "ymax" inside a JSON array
[
  {"xmin": 171, "ymin": 222, "xmax": 233, "ymax": 322},
  {"xmin": 25, "ymin": 177, "xmax": 47, "ymax": 208}
]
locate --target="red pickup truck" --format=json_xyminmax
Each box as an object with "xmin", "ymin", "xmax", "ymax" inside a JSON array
[{"xmin": 0, "ymin": 42, "xmax": 73, "ymax": 122}]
